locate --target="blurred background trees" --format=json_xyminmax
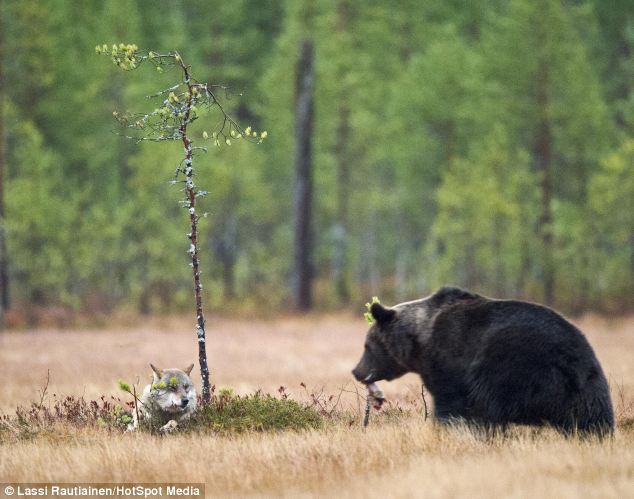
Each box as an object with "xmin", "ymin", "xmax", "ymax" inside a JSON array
[{"xmin": 0, "ymin": 0, "xmax": 633, "ymax": 323}]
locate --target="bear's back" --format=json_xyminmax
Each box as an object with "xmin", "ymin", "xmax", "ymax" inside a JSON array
[{"xmin": 429, "ymin": 298, "xmax": 593, "ymax": 358}]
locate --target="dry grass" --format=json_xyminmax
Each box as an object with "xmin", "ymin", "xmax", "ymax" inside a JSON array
[
  {"xmin": 1, "ymin": 313, "xmax": 633, "ymax": 498},
  {"xmin": 3, "ymin": 422, "xmax": 634, "ymax": 498}
]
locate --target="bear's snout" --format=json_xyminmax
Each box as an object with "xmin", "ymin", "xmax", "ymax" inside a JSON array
[{"xmin": 352, "ymin": 366, "xmax": 372, "ymax": 383}]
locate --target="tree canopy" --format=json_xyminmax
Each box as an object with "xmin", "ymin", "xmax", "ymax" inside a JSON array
[{"xmin": 1, "ymin": 0, "xmax": 633, "ymax": 320}]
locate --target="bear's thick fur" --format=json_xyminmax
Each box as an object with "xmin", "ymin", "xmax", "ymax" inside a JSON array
[{"xmin": 352, "ymin": 287, "xmax": 614, "ymax": 436}]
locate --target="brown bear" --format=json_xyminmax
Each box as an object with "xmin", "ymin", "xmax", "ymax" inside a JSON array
[{"xmin": 352, "ymin": 287, "xmax": 614, "ymax": 436}]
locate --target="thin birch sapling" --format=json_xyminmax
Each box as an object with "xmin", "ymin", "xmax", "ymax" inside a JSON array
[{"xmin": 98, "ymin": 43, "xmax": 267, "ymax": 404}]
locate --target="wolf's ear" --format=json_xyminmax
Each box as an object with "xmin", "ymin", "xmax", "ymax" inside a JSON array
[
  {"xmin": 150, "ymin": 363, "xmax": 163, "ymax": 381},
  {"xmin": 183, "ymin": 363, "xmax": 195, "ymax": 376},
  {"xmin": 370, "ymin": 302, "xmax": 396, "ymax": 324}
]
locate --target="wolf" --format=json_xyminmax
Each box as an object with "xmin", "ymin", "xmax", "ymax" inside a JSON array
[
  {"xmin": 129, "ymin": 363, "xmax": 197, "ymax": 433},
  {"xmin": 352, "ymin": 287, "xmax": 614, "ymax": 436}
]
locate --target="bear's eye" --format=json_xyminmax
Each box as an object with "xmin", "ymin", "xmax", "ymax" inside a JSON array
[{"xmin": 368, "ymin": 336, "xmax": 388, "ymax": 356}]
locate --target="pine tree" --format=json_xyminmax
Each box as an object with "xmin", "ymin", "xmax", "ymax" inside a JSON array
[{"xmin": 481, "ymin": 0, "xmax": 612, "ymax": 305}]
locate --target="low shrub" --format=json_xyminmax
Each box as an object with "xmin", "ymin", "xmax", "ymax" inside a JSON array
[
  {"xmin": 0, "ymin": 395, "xmax": 133, "ymax": 442},
  {"xmin": 188, "ymin": 390, "xmax": 323, "ymax": 434},
  {"xmin": 0, "ymin": 390, "xmax": 323, "ymax": 441}
]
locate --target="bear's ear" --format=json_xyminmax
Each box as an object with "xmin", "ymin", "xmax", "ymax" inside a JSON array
[{"xmin": 371, "ymin": 302, "xmax": 396, "ymax": 324}]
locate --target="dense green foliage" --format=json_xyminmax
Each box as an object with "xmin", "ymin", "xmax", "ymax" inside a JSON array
[{"xmin": 1, "ymin": 0, "xmax": 633, "ymax": 316}]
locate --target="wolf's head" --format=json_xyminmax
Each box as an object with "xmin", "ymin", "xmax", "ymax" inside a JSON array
[{"xmin": 148, "ymin": 363, "xmax": 197, "ymax": 415}]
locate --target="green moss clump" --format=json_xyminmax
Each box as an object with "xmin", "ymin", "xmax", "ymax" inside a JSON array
[{"xmin": 191, "ymin": 392, "xmax": 322, "ymax": 434}]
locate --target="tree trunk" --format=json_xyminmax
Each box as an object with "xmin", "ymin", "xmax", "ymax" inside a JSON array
[
  {"xmin": 177, "ymin": 55, "xmax": 211, "ymax": 404},
  {"xmin": 0, "ymin": 3, "xmax": 9, "ymax": 327},
  {"xmin": 517, "ymin": 237, "xmax": 530, "ymax": 299},
  {"xmin": 184, "ymin": 140, "xmax": 211, "ymax": 404},
  {"xmin": 395, "ymin": 248, "xmax": 409, "ymax": 302},
  {"xmin": 630, "ymin": 231, "xmax": 634, "ymax": 300},
  {"xmin": 333, "ymin": 104, "xmax": 350, "ymax": 303},
  {"xmin": 493, "ymin": 214, "xmax": 505, "ymax": 296},
  {"xmin": 534, "ymin": 62, "xmax": 555, "ymax": 306},
  {"xmin": 292, "ymin": 39, "xmax": 315, "ymax": 312},
  {"xmin": 331, "ymin": 0, "xmax": 351, "ymax": 304},
  {"xmin": 464, "ymin": 242, "xmax": 477, "ymax": 290},
  {"xmin": 362, "ymin": 207, "xmax": 380, "ymax": 295},
  {"xmin": 213, "ymin": 213, "xmax": 237, "ymax": 301}
]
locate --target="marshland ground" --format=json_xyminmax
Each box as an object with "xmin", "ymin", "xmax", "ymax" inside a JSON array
[{"xmin": 1, "ymin": 313, "xmax": 633, "ymax": 498}]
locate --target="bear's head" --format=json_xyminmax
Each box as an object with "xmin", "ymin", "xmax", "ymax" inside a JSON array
[{"xmin": 352, "ymin": 286, "xmax": 478, "ymax": 385}]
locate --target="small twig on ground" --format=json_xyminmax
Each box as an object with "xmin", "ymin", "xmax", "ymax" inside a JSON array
[
  {"xmin": 363, "ymin": 384, "xmax": 386, "ymax": 428},
  {"xmin": 421, "ymin": 383, "xmax": 429, "ymax": 421},
  {"xmin": 612, "ymin": 377, "xmax": 634, "ymax": 423},
  {"xmin": 132, "ymin": 382, "xmax": 140, "ymax": 428},
  {"xmin": 352, "ymin": 382, "xmax": 363, "ymax": 415},
  {"xmin": 299, "ymin": 383, "xmax": 346, "ymax": 417},
  {"xmin": 37, "ymin": 370, "xmax": 51, "ymax": 409},
  {"xmin": 363, "ymin": 395, "xmax": 371, "ymax": 428},
  {"xmin": 118, "ymin": 378, "xmax": 145, "ymax": 411},
  {"xmin": 337, "ymin": 383, "xmax": 367, "ymax": 415}
]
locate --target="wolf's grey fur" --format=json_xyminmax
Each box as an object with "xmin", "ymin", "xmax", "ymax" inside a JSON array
[
  {"xmin": 130, "ymin": 363, "xmax": 197, "ymax": 432},
  {"xmin": 352, "ymin": 287, "xmax": 614, "ymax": 436}
]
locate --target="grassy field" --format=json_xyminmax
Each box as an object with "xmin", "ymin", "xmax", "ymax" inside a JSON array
[{"xmin": 1, "ymin": 313, "xmax": 633, "ymax": 498}]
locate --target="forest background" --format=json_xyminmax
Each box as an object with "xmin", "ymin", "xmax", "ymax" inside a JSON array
[{"xmin": 1, "ymin": 0, "xmax": 633, "ymax": 325}]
